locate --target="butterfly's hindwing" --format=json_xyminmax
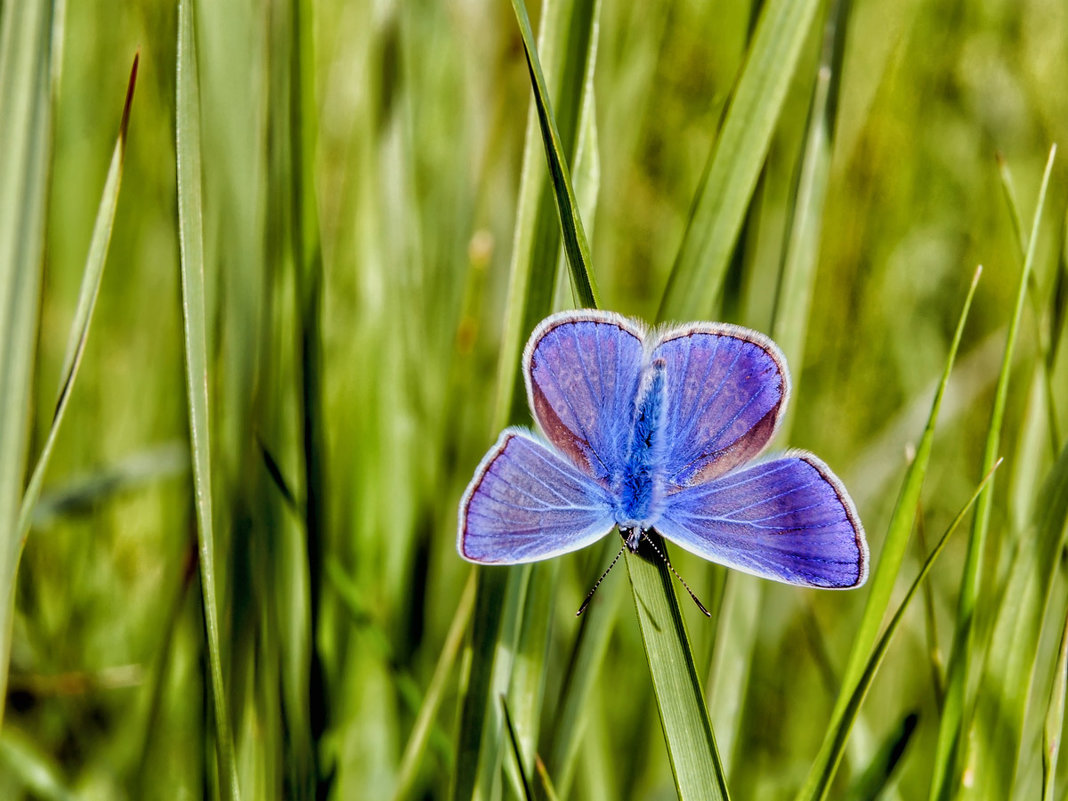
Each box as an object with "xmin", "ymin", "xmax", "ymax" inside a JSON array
[
  {"xmin": 459, "ymin": 428, "xmax": 616, "ymax": 565},
  {"xmin": 654, "ymin": 453, "xmax": 868, "ymax": 588}
]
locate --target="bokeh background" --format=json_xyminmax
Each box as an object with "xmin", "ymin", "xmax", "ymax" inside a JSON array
[{"xmin": 2, "ymin": 0, "xmax": 1067, "ymax": 799}]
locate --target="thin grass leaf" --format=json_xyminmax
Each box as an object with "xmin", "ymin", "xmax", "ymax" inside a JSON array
[
  {"xmin": 16, "ymin": 53, "xmax": 138, "ymax": 546},
  {"xmin": 770, "ymin": 0, "xmax": 849, "ymax": 391},
  {"xmin": 508, "ymin": 1, "xmax": 731, "ymax": 794},
  {"xmin": 930, "ymin": 145, "xmax": 1057, "ymax": 801},
  {"xmin": 494, "ymin": 0, "xmax": 601, "ymax": 428},
  {"xmin": 624, "ymin": 537, "xmax": 730, "ymax": 801},
  {"xmin": 959, "ymin": 449, "xmax": 1068, "ymax": 799},
  {"xmin": 712, "ymin": 3, "xmax": 850, "ymax": 774},
  {"xmin": 176, "ymin": 2, "xmax": 238, "ymax": 797},
  {"xmin": 843, "ymin": 712, "xmax": 919, "ymax": 801},
  {"xmin": 1042, "ymin": 608, "xmax": 1068, "ymax": 801},
  {"xmin": 454, "ymin": 1, "xmax": 602, "ymax": 798},
  {"xmin": 545, "ymin": 538, "xmax": 623, "ymax": 795},
  {"xmin": 658, "ymin": 0, "xmax": 822, "ymax": 321},
  {"xmin": 802, "ymin": 459, "xmax": 1001, "ymax": 801},
  {"xmin": 501, "ymin": 695, "xmax": 535, "ymax": 801},
  {"xmin": 796, "ymin": 265, "xmax": 982, "ymax": 801},
  {"xmin": 391, "ymin": 569, "xmax": 476, "ymax": 801},
  {"xmin": 508, "ymin": 0, "xmax": 599, "ymax": 310},
  {"xmin": 0, "ymin": 0, "xmax": 59, "ymax": 728},
  {"xmin": 535, "ymin": 753, "xmax": 563, "ymax": 801}
]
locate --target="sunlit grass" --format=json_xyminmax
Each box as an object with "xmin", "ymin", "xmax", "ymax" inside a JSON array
[{"xmin": 2, "ymin": 0, "xmax": 1067, "ymax": 800}]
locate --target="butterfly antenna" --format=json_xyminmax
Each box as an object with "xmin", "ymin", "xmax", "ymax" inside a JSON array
[
  {"xmin": 640, "ymin": 532, "xmax": 711, "ymax": 617},
  {"xmin": 576, "ymin": 544, "xmax": 627, "ymax": 616}
]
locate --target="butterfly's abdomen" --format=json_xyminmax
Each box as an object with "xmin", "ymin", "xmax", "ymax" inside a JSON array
[{"xmin": 616, "ymin": 358, "xmax": 667, "ymax": 529}]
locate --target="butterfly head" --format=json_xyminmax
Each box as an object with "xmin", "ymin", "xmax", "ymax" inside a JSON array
[{"xmin": 619, "ymin": 526, "xmax": 645, "ymax": 552}]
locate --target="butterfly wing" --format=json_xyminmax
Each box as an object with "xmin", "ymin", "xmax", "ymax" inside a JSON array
[
  {"xmin": 459, "ymin": 428, "xmax": 616, "ymax": 564},
  {"xmin": 653, "ymin": 323, "xmax": 788, "ymax": 487},
  {"xmin": 655, "ymin": 453, "xmax": 868, "ymax": 588},
  {"xmin": 524, "ymin": 310, "xmax": 645, "ymax": 483}
]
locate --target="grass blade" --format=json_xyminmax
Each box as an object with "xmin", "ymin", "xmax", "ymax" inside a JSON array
[
  {"xmin": 624, "ymin": 537, "xmax": 730, "ymax": 801},
  {"xmin": 1042, "ymin": 608, "xmax": 1068, "ymax": 801},
  {"xmin": 391, "ymin": 569, "xmax": 476, "ymax": 801},
  {"xmin": 507, "ymin": 1, "xmax": 730, "ymax": 795},
  {"xmin": 796, "ymin": 265, "xmax": 982, "ymax": 801},
  {"xmin": 658, "ymin": 0, "xmax": 822, "ymax": 321},
  {"xmin": 803, "ymin": 459, "xmax": 1001, "ymax": 801},
  {"xmin": 501, "ymin": 695, "xmax": 535, "ymax": 801},
  {"xmin": 842, "ymin": 712, "xmax": 919, "ymax": 801},
  {"xmin": 16, "ymin": 53, "xmax": 138, "ymax": 552},
  {"xmin": 176, "ymin": 1, "xmax": 238, "ymax": 797},
  {"xmin": 930, "ymin": 145, "xmax": 1057, "ymax": 801},
  {"xmin": 454, "ymin": 1, "xmax": 602, "ymax": 797},
  {"xmin": 508, "ymin": 0, "xmax": 599, "ymax": 310},
  {"xmin": 0, "ymin": 0, "xmax": 58, "ymax": 727},
  {"xmin": 959, "ymin": 448, "xmax": 1068, "ymax": 799}
]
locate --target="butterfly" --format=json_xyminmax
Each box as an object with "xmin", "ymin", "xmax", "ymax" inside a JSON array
[{"xmin": 457, "ymin": 310, "xmax": 868, "ymax": 590}]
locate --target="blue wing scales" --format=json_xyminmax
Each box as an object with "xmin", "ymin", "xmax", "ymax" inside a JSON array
[
  {"xmin": 655, "ymin": 453, "xmax": 867, "ymax": 588},
  {"xmin": 459, "ymin": 428, "xmax": 616, "ymax": 564}
]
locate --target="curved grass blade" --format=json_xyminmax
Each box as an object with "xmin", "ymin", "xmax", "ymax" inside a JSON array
[
  {"xmin": 454, "ymin": 2, "xmax": 602, "ymax": 798},
  {"xmin": 512, "ymin": 1, "xmax": 729, "ymax": 795},
  {"xmin": 501, "ymin": 695, "xmax": 535, "ymax": 801},
  {"xmin": 545, "ymin": 538, "xmax": 623, "ymax": 795},
  {"xmin": 0, "ymin": 0, "xmax": 60, "ymax": 728},
  {"xmin": 796, "ymin": 265, "xmax": 982, "ymax": 801},
  {"xmin": 930, "ymin": 145, "xmax": 1057, "ymax": 801},
  {"xmin": 658, "ymin": 0, "xmax": 822, "ymax": 321},
  {"xmin": 508, "ymin": 0, "xmax": 599, "ymax": 311},
  {"xmin": 391, "ymin": 569, "xmax": 476, "ymax": 801},
  {"xmin": 842, "ymin": 712, "xmax": 919, "ymax": 801},
  {"xmin": 1042, "ymin": 607, "xmax": 1068, "ymax": 801},
  {"xmin": 959, "ymin": 446, "xmax": 1068, "ymax": 799},
  {"xmin": 176, "ymin": 1, "xmax": 238, "ymax": 797},
  {"xmin": 800, "ymin": 459, "xmax": 1001, "ymax": 801},
  {"xmin": 714, "ymin": 2, "xmax": 851, "ymax": 772},
  {"xmin": 16, "ymin": 53, "xmax": 138, "ymax": 547},
  {"xmin": 625, "ymin": 535, "xmax": 730, "ymax": 801}
]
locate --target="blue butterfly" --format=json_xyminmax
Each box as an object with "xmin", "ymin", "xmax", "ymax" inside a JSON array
[{"xmin": 458, "ymin": 310, "xmax": 868, "ymax": 590}]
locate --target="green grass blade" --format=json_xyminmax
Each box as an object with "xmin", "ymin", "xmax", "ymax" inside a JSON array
[
  {"xmin": 959, "ymin": 441, "xmax": 1068, "ymax": 799},
  {"xmin": 506, "ymin": 1, "xmax": 730, "ymax": 795},
  {"xmin": 796, "ymin": 265, "xmax": 982, "ymax": 801},
  {"xmin": 625, "ymin": 537, "xmax": 730, "ymax": 801},
  {"xmin": 501, "ymin": 695, "xmax": 535, "ymax": 801},
  {"xmin": 16, "ymin": 53, "xmax": 137, "ymax": 547},
  {"xmin": 176, "ymin": 2, "xmax": 238, "ymax": 798},
  {"xmin": 494, "ymin": 0, "xmax": 601, "ymax": 428},
  {"xmin": 0, "ymin": 0, "xmax": 58, "ymax": 728},
  {"xmin": 842, "ymin": 712, "xmax": 919, "ymax": 801},
  {"xmin": 545, "ymin": 538, "xmax": 623, "ymax": 795},
  {"xmin": 391, "ymin": 569, "xmax": 476, "ymax": 801},
  {"xmin": 509, "ymin": 0, "xmax": 599, "ymax": 310},
  {"xmin": 657, "ymin": 0, "xmax": 822, "ymax": 321},
  {"xmin": 802, "ymin": 459, "xmax": 1001, "ymax": 801},
  {"xmin": 1042, "ymin": 608, "xmax": 1068, "ymax": 801},
  {"xmin": 771, "ymin": 0, "xmax": 848, "ymax": 389},
  {"xmin": 453, "ymin": 1, "xmax": 602, "ymax": 798},
  {"xmin": 930, "ymin": 145, "xmax": 1057, "ymax": 801}
]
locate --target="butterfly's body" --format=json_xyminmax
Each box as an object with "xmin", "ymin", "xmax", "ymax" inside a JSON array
[
  {"xmin": 459, "ymin": 310, "xmax": 868, "ymax": 590},
  {"xmin": 616, "ymin": 357, "xmax": 668, "ymax": 540}
]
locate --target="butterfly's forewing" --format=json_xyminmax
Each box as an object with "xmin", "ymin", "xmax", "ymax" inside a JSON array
[
  {"xmin": 655, "ymin": 453, "xmax": 868, "ymax": 588},
  {"xmin": 653, "ymin": 324, "xmax": 788, "ymax": 487},
  {"xmin": 459, "ymin": 428, "xmax": 616, "ymax": 564},
  {"xmin": 524, "ymin": 311, "xmax": 645, "ymax": 483}
]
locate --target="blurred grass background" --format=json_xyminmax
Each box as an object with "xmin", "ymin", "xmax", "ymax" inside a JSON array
[{"xmin": 2, "ymin": 0, "xmax": 1068, "ymax": 799}]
